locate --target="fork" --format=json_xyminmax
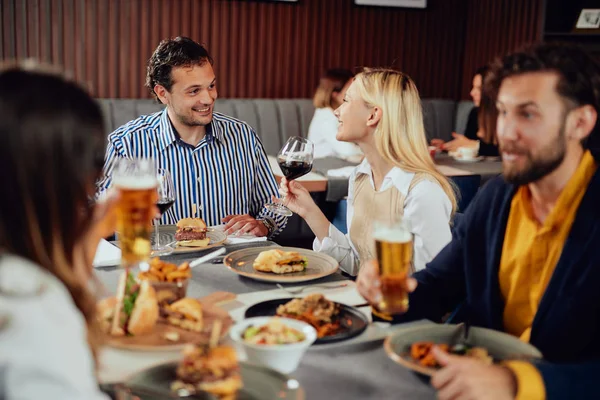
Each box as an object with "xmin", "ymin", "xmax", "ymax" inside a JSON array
[{"xmin": 276, "ymin": 283, "xmax": 348, "ymax": 295}]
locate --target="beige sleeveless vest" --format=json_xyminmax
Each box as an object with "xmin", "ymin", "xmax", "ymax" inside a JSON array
[{"xmin": 348, "ymin": 171, "xmax": 432, "ymax": 271}]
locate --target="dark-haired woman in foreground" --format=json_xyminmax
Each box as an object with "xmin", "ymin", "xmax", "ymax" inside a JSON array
[{"xmin": 0, "ymin": 63, "xmax": 114, "ymax": 399}]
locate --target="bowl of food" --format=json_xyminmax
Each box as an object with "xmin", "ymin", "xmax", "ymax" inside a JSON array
[
  {"xmin": 229, "ymin": 317, "xmax": 317, "ymax": 373},
  {"xmin": 137, "ymin": 258, "xmax": 192, "ymax": 306}
]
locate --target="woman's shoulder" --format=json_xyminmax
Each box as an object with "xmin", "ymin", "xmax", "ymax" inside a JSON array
[
  {"xmin": 0, "ymin": 254, "xmax": 87, "ymax": 345},
  {"xmin": 0, "ymin": 254, "xmax": 70, "ymax": 300},
  {"xmin": 0, "ymin": 255, "xmax": 104, "ymax": 399},
  {"xmin": 407, "ymin": 173, "xmax": 451, "ymax": 203}
]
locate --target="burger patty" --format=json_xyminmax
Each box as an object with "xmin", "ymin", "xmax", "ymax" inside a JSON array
[
  {"xmin": 177, "ymin": 365, "xmax": 240, "ymax": 384},
  {"xmin": 175, "ymin": 230, "xmax": 207, "ymax": 241}
]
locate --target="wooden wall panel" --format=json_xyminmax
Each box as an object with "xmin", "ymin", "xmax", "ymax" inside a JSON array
[
  {"xmin": 1, "ymin": 0, "xmax": 543, "ymax": 100},
  {"xmin": 461, "ymin": 0, "xmax": 543, "ymax": 98}
]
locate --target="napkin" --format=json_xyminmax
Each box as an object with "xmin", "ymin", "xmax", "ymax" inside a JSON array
[
  {"xmin": 93, "ymin": 239, "xmax": 121, "ymax": 268},
  {"xmin": 326, "ymin": 166, "xmax": 356, "ymax": 178},
  {"xmin": 212, "ymin": 224, "xmax": 269, "ymax": 245},
  {"xmin": 226, "ymin": 236, "xmax": 268, "ymax": 245}
]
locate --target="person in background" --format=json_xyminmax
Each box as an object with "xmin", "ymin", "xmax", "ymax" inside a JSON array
[
  {"xmin": 475, "ymin": 77, "xmax": 500, "ymax": 156},
  {"xmin": 358, "ymin": 42, "xmax": 600, "ymax": 399},
  {"xmin": 432, "ymin": 66, "xmax": 500, "ymax": 156},
  {"xmin": 0, "ymin": 63, "xmax": 113, "ymax": 399},
  {"xmin": 277, "ymin": 68, "xmax": 456, "ymax": 277},
  {"xmin": 307, "ymin": 68, "xmax": 363, "ymax": 161},
  {"xmin": 99, "ymin": 37, "xmax": 284, "ymax": 237}
]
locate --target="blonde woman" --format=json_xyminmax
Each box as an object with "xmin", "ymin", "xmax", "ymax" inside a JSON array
[
  {"xmin": 307, "ymin": 68, "xmax": 362, "ymax": 160},
  {"xmin": 277, "ymin": 68, "xmax": 457, "ymax": 276}
]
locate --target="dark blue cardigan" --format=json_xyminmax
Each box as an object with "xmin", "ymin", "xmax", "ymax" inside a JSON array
[{"xmin": 397, "ymin": 150, "xmax": 600, "ymax": 399}]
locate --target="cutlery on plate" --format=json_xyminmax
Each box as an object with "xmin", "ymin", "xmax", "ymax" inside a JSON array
[
  {"xmin": 276, "ymin": 282, "xmax": 348, "ymax": 295},
  {"xmin": 190, "ymin": 248, "xmax": 227, "ymax": 268}
]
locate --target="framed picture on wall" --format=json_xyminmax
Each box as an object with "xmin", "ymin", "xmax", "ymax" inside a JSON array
[
  {"xmin": 355, "ymin": 0, "xmax": 426, "ymax": 8},
  {"xmin": 575, "ymin": 9, "xmax": 600, "ymax": 29}
]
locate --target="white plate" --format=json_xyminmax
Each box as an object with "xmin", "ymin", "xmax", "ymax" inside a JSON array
[
  {"xmin": 224, "ymin": 246, "xmax": 339, "ymax": 283},
  {"xmin": 152, "ymin": 225, "xmax": 227, "ymax": 254},
  {"xmin": 453, "ymin": 156, "xmax": 484, "ymax": 163}
]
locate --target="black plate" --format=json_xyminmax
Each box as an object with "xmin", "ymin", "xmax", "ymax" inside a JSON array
[
  {"xmin": 119, "ymin": 361, "xmax": 304, "ymax": 400},
  {"xmin": 244, "ymin": 298, "xmax": 369, "ymax": 345}
]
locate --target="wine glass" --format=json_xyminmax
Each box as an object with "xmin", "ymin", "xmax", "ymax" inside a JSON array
[
  {"xmin": 266, "ymin": 136, "xmax": 314, "ymax": 217},
  {"xmin": 152, "ymin": 168, "xmax": 176, "ymax": 256}
]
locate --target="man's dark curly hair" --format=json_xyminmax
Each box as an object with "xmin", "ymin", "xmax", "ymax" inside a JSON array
[
  {"xmin": 486, "ymin": 42, "xmax": 600, "ymax": 148},
  {"xmin": 145, "ymin": 36, "xmax": 214, "ymax": 102}
]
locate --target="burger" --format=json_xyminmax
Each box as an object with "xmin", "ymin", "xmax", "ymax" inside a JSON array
[
  {"xmin": 253, "ymin": 249, "xmax": 308, "ymax": 274},
  {"xmin": 97, "ymin": 271, "xmax": 159, "ymax": 336},
  {"xmin": 162, "ymin": 298, "xmax": 203, "ymax": 332},
  {"xmin": 171, "ymin": 344, "xmax": 243, "ymax": 399},
  {"xmin": 176, "ymin": 217, "xmax": 210, "ymax": 247}
]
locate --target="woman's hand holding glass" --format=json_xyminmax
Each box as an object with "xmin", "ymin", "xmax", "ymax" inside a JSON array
[{"xmin": 272, "ymin": 177, "xmax": 319, "ymax": 219}]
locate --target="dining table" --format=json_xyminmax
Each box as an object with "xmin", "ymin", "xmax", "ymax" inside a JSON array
[
  {"xmin": 95, "ymin": 240, "xmax": 437, "ymax": 399},
  {"xmin": 306, "ymin": 154, "xmax": 504, "ymax": 202}
]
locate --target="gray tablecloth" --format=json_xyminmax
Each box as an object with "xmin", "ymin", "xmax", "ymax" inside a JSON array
[
  {"xmin": 96, "ymin": 240, "xmax": 436, "ymax": 399},
  {"xmin": 97, "ymin": 241, "xmax": 348, "ymax": 295}
]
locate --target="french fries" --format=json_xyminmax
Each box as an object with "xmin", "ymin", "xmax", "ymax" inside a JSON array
[{"xmin": 137, "ymin": 257, "xmax": 192, "ymax": 283}]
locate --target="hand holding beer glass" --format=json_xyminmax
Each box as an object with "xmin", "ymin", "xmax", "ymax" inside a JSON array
[
  {"xmin": 372, "ymin": 218, "xmax": 414, "ymax": 314},
  {"xmin": 112, "ymin": 158, "xmax": 158, "ymax": 270}
]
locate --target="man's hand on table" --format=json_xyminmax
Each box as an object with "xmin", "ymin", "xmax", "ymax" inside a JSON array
[
  {"xmin": 431, "ymin": 346, "xmax": 517, "ymax": 400},
  {"xmin": 223, "ymin": 214, "xmax": 269, "ymax": 237}
]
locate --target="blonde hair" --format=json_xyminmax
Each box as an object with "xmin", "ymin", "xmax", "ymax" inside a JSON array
[
  {"xmin": 312, "ymin": 68, "xmax": 355, "ymax": 109},
  {"xmin": 353, "ymin": 68, "xmax": 458, "ymax": 214}
]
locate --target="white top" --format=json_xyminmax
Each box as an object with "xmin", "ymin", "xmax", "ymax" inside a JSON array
[
  {"xmin": 313, "ymin": 160, "xmax": 453, "ymax": 276},
  {"xmin": 0, "ymin": 255, "xmax": 108, "ymax": 400},
  {"xmin": 307, "ymin": 108, "xmax": 363, "ymax": 159}
]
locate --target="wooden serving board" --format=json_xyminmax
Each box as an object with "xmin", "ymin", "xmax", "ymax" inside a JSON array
[{"xmin": 104, "ymin": 292, "xmax": 235, "ymax": 352}]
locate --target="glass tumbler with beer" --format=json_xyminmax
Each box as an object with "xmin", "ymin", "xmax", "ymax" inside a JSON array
[
  {"xmin": 373, "ymin": 219, "xmax": 413, "ymax": 314},
  {"xmin": 112, "ymin": 158, "xmax": 158, "ymax": 270}
]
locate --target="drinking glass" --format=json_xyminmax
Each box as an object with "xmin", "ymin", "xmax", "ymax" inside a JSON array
[
  {"xmin": 373, "ymin": 218, "xmax": 414, "ymax": 314},
  {"xmin": 112, "ymin": 158, "xmax": 158, "ymax": 270},
  {"xmin": 265, "ymin": 136, "xmax": 314, "ymax": 217},
  {"xmin": 152, "ymin": 168, "xmax": 176, "ymax": 256}
]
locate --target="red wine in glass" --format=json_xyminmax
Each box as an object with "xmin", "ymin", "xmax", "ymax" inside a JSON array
[
  {"xmin": 278, "ymin": 159, "xmax": 313, "ymax": 180},
  {"xmin": 265, "ymin": 136, "xmax": 315, "ymax": 217},
  {"xmin": 156, "ymin": 197, "xmax": 175, "ymax": 215},
  {"xmin": 153, "ymin": 169, "xmax": 176, "ymax": 256}
]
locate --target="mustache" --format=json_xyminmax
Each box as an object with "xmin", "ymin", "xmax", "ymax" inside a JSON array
[{"xmin": 499, "ymin": 142, "xmax": 528, "ymax": 155}]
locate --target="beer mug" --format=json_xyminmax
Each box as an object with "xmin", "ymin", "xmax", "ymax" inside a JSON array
[
  {"xmin": 112, "ymin": 158, "xmax": 158, "ymax": 269},
  {"xmin": 373, "ymin": 218, "xmax": 413, "ymax": 314}
]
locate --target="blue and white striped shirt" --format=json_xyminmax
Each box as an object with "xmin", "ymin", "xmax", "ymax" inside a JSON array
[{"xmin": 99, "ymin": 108, "xmax": 287, "ymax": 235}]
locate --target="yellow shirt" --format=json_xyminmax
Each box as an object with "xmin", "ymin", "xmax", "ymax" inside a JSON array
[{"xmin": 500, "ymin": 150, "xmax": 597, "ymax": 399}]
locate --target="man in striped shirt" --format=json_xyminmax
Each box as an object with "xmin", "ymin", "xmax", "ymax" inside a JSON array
[{"xmin": 99, "ymin": 37, "xmax": 286, "ymax": 237}]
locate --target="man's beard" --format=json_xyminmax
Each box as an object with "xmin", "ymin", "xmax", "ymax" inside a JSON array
[
  {"xmin": 501, "ymin": 124, "xmax": 567, "ymax": 186},
  {"xmin": 176, "ymin": 109, "xmax": 211, "ymax": 127}
]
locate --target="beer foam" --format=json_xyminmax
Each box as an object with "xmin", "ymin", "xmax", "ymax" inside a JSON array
[
  {"xmin": 113, "ymin": 175, "xmax": 157, "ymax": 189},
  {"xmin": 372, "ymin": 227, "xmax": 412, "ymax": 243}
]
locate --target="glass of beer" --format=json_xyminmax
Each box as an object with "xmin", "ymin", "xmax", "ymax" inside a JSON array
[
  {"xmin": 373, "ymin": 218, "xmax": 413, "ymax": 314},
  {"xmin": 112, "ymin": 158, "xmax": 158, "ymax": 270}
]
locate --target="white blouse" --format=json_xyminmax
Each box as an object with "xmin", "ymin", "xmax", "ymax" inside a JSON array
[
  {"xmin": 0, "ymin": 255, "xmax": 108, "ymax": 400},
  {"xmin": 313, "ymin": 160, "xmax": 453, "ymax": 276},
  {"xmin": 307, "ymin": 108, "xmax": 363, "ymax": 159}
]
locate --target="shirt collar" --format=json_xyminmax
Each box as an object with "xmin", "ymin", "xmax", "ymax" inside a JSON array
[
  {"xmin": 517, "ymin": 150, "xmax": 597, "ymax": 230},
  {"xmin": 355, "ymin": 159, "xmax": 415, "ymax": 196},
  {"xmin": 157, "ymin": 108, "xmax": 223, "ymax": 151}
]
